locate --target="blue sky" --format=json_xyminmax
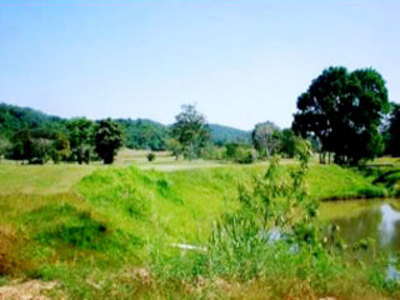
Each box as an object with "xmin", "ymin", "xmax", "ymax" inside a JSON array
[{"xmin": 0, "ymin": 1, "xmax": 399, "ymax": 130}]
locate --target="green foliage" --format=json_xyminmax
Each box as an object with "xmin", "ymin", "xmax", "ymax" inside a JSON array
[
  {"xmin": 200, "ymin": 145, "xmax": 224, "ymax": 160},
  {"xmin": 279, "ymin": 129, "xmax": 300, "ymax": 158},
  {"xmin": 116, "ymin": 118, "xmax": 168, "ymax": 151},
  {"xmin": 224, "ymin": 142, "xmax": 256, "ymax": 164},
  {"xmin": 6, "ymin": 129, "xmax": 57, "ymax": 164},
  {"xmin": 293, "ymin": 66, "xmax": 389, "ymax": 165},
  {"xmin": 148, "ymin": 141, "xmax": 349, "ymax": 294},
  {"xmin": 94, "ymin": 119, "xmax": 123, "ymax": 164},
  {"xmin": 0, "ymin": 135, "xmax": 11, "ymax": 161},
  {"xmin": 0, "ymin": 103, "xmax": 66, "ymax": 139},
  {"xmin": 171, "ymin": 104, "xmax": 211, "ymax": 160},
  {"xmin": 147, "ymin": 152, "xmax": 156, "ymax": 162},
  {"xmin": 66, "ymin": 118, "xmax": 95, "ymax": 164},
  {"xmin": 50, "ymin": 133, "xmax": 71, "ymax": 164}
]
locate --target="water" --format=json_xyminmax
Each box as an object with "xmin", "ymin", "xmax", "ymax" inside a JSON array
[
  {"xmin": 321, "ymin": 199, "xmax": 400, "ymax": 279},
  {"xmin": 322, "ymin": 200, "xmax": 400, "ymax": 252}
]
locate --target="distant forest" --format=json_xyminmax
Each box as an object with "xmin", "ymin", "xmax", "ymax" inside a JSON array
[{"xmin": 0, "ymin": 103, "xmax": 251, "ymax": 151}]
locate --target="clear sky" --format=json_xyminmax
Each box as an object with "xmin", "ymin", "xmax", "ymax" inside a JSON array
[{"xmin": 0, "ymin": 1, "xmax": 399, "ymax": 130}]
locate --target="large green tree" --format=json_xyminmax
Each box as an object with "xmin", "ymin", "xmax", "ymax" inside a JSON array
[
  {"xmin": 279, "ymin": 129, "xmax": 300, "ymax": 158},
  {"xmin": 292, "ymin": 66, "xmax": 389, "ymax": 165},
  {"xmin": 171, "ymin": 104, "xmax": 210, "ymax": 160},
  {"xmin": 94, "ymin": 119, "xmax": 123, "ymax": 164},
  {"xmin": 66, "ymin": 118, "xmax": 94, "ymax": 164}
]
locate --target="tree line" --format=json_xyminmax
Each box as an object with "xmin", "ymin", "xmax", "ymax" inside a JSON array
[
  {"xmin": 0, "ymin": 66, "xmax": 399, "ymax": 165},
  {"xmin": 0, "ymin": 117, "xmax": 123, "ymax": 164},
  {"xmin": 167, "ymin": 67, "xmax": 400, "ymax": 166}
]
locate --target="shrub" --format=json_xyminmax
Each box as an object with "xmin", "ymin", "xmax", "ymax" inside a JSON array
[
  {"xmin": 147, "ymin": 152, "xmax": 156, "ymax": 162},
  {"xmin": 235, "ymin": 147, "xmax": 256, "ymax": 164},
  {"xmin": 224, "ymin": 142, "xmax": 256, "ymax": 164}
]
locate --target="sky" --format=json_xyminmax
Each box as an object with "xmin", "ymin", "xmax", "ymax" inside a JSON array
[{"xmin": 0, "ymin": 1, "xmax": 399, "ymax": 130}]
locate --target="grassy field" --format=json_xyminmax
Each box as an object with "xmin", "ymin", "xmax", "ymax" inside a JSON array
[{"xmin": 0, "ymin": 155, "xmax": 397, "ymax": 299}]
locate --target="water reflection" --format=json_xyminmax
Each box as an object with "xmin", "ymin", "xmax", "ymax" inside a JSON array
[
  {"xmin": 326, "ymin": 200, "xmax": 400, "ymax": 280},
  {"xmin": 328, "ymin": 201, "xmax": 400, "ymax": 252},
  {"xmin": 379, "ymin": 204, "xmax": 400, "ymax": 247}
]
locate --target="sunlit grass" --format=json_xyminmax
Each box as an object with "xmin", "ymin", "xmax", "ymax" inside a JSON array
[{"xmin": 0, "ymin": 158, "xmax": 396, "ymax": 299}]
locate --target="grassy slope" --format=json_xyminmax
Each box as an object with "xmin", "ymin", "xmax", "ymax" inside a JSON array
[
  {"xmin": 0, "ymin": 161, "xmax": 390, "ymax": 298},
  {"xmin": 0, "ymin": 164, "xmax": 96, "ymax": 194}
]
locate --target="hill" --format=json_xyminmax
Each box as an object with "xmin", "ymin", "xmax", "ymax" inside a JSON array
[
  {"xmin": 209, "ymin": 124, "xmax": 251, "ymax": 144},
  {"xmin": 0, "ymin": 102, "xmax": 253, "ymax": 148},
  {"xmin": 114, "ymin": 118, "xmax": 169, "ymax": 151},
  {"xmin": 0, "ymin": 103, "xmax": 66, "ymax": 138}
]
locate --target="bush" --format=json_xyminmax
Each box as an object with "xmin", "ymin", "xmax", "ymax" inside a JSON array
[
  {"xmin": 147, "ymin": 153, "xmax": 156, "ymax": 162},
  {"xmin": 235, "ymin": 148, "xmax": 256, "ymax": 164},
  {"xmin": 201, "ymin": 145, "xmax": 224, "ymax": 160},
  {"xmin": 224, "ymin": 143, "xmax": 256, "ymax": 164}
]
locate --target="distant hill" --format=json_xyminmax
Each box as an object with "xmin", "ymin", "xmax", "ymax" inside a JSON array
[
  {"xmin": 0, "ymin": 102, "xmax": 253, "ymax": 148},
  {"xmin": 0, "ymin": 103, "xmax": 66, "ymax": 138},
  {"xmin": 209, "ymin": 124, "xmax": 252, "ymax": 144},
  {"xmin": 114, "ymin": 118, "xmax": 169, "ymax": 151}
]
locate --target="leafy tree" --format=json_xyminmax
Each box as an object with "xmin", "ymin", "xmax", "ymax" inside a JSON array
[
  {"xmin": 386, "ymin": 103, "xmax": 400, "ymax": 157},
  {"xmin": 292, "ymin": 66, "xmax": 389, "ymax": 165},
  {"xmin": 51, "ymin": 133, "xmax": 71, "ymax": 164},
  {"xmin": 279, "ymin": 129, "xmax": 300, "ymax": 158},
  {"xmin": 171, "ymin": 104, "xmax": 210, "ymax": 160},
  {"xmin": 66, "ymin": 118, "xmax": 94, "ymax": 164},
  {"xmin": 252, "ymin": 122, "xmax": 280, "ymax": 158},
  {"xmin": 29, "ymin": 137, "xmax": 53, "ymax": 164},
  {"xmin": 94, "ymin": 119, "xmax": 123, "ymax": 164},
  {"xmin": 7, "ymin": 130, "xmax": 54, "ymax": 164},
  {"xmin": 7, "ymin": 129, "xmax": 33, "ymax": 162}
]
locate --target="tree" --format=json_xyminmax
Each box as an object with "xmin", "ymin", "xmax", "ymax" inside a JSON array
[
  {"xmin": 252, "ymin": 122, "xmax": 280, "ymax": 158},
  {"xmin": 171, "ymin": 104, "xmax": 210, "ymax": 160},
  {"xmin": 51, "ymin": 133, "xmax": 71, "ymax": 164},
  {"xmin": 292, "ymin": 66, "xmax": 389, "ymax": 165},
  {"xmin": 66, "ymin": 118, "xmax": 94, "ymax": 164},
  {"xmin": 386, "ymin": 103, "xmax": 400, "ymax": 156},
  {"xmin": 94, "ymin": 119, "xmax": 123, "ymax": 164},
  {"xmin": 279, "ymin": 129, "xmax": 299, "ymax": 158},
  {"xmin": 7, "ymin": 129, "xmax": 33, "ymax": 162},
  {"xmin": 7, "ymin": 130, "xmax": 54, "ymax": 164}
]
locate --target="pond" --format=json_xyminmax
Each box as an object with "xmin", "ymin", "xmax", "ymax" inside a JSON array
[
  {"xmin": 320, "ymin": 199, "xmax": 400, "ymax": 279},
  {"xmin": 321, "ymin": 199, "xmax": 400, "ymax": 252}
]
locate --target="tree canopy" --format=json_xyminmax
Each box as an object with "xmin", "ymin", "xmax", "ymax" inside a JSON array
[
  {"xmin": 292, "ymin": 66, "xmax": 389, "ymax": 165},
  {"xmin": 252, "ymin": 121, "xmax": 280, "ymax": 158},
  {"xmin": 171, "ymin": 104, "xmax": 211, "ymax": 159},
  {"xmin": 94, "ymin": 119, "xmax": 123, "ymax": 164}
]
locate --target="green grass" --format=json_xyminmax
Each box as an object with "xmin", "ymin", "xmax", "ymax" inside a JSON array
[
  {"xmin": 0, "ymin": 164, "xmax": 96, "ymax": 195},
  {"xmin": 0, "ymin": 159, "xmax": 395, "ymax": 299}
]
